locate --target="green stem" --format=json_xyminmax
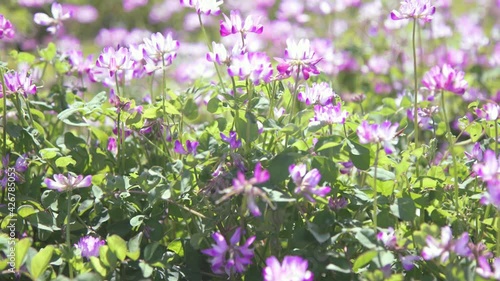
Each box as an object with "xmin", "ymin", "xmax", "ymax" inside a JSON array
[
  {"xmin": 373, "ymin": 144, "xmax": 380, "ymax": 231},
  {"xmin": 412, "ymin": 18, "xmax": 420, "ymax": 179},
  {"xmin": 497, "ymin": 211, "xmax": 500, "ymax": 256},
  {"xmin": 66, "ymin": 189, "xmax": 74, "ymax": 279},
  {"xmin": 285, "ymin": 66, "xmax": 302, "ymax": 146},
  {"xmin": 245, "ymin": 79, "xmax": 252, "ymax": 152},
  {"xmin": 495, "ymin": 121, "xmax": 498, "ymax": 156},
  {"xmin": 197, "ymin": 12, "xmax": 227, "ymax": 94},
  {"xmin": 441, "ymin": 91, "xmax": 459, "ymax": 214},
  {"xmin": 231, "ymin": 76, "xmax": 240, "ymax": 131},
  {"xmin": 1, "ymin": 68, "xmax": 7, "ymax": 157}
]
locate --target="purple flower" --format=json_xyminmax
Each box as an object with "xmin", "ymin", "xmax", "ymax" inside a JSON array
[
  {"xmin": 220, "ymin": 131, "xmax": 242, "ymax": 150},
  {"xmin": 477, "ymin": 103, "xmax": 500, "ymax": 121},
  {"xmin": 377, "ymin": 227, "xmax": 398, "ymax": 250},
  {"xmin": 275, "ymin": 39, "xmax": 322, "ymax": 80},
  {"xmin": 357, "ymin": 120, "xmax": 399, "ymax": 154},
  {"xmin": 96, "ymin": 46, "xmax": 134, "ymax": 77},
  {"xmin": 174, "ymin": 140, "xmax": 199, "ymax": 156},
  {"xmin": 67, "ymin": 50, "xmax": 94, "ymax": 74},
  {"xmin": 201, "ymin": 227, "xmax": 255, "ymax": 276},
  {"xmin": 289, "ymin": 164, "xmax": 331, "ymax": 203},
  {"xmin": 298, "ymin": 82, "xmax": 336, "ymax": 106},
  {"xmin": 421, "ymin": 226, "xmax": 471, "ymax": 263},
  {"xmin": 328, "ymin": 196, "xmax": 348, "ymax": 211},
  {"xmin": 107, "ymin": 137, "xmax": 118, "ymax": 156},
  {"xmin": 0, "ymin": 154, "xmax": 28, "ymax": 189},
  {"xmin": 400, "ymin": 255, "xmax": 421, "ymax": 271},
  {"xmin": 141, "ymin": 32, "xmax": 179, "ymax": 73},
  {"xmin": 34, "ymin": 2, "xmax": 71, "ymax": 34},
  {"xmin": 473, "ymin": 150, "xmax": 500, "ymax": 183},
  {"xmin": 465, "ymin": 142, "xmax": 483, "ymax": 162},
  {"xmin": 422, "ymin": 64, "xmax": 468, "ymax": 95},
  {"xmin": 0, "ymin": 15, "xmax": 15, "ymax": 39},
  {"xmin": 216, "ymin": 163, "xmax": 274, "ymax": 217},
  {"xmin": 2, "ymin": 70, "xmax": 37, "ymax": 98},
  {"xmin": 44, "ymin": 173, "xmax": 92, "ymax": 192},
  {"xmin": 206, "ymin": 42, "xmax": 244, "ymax": 66},
  {"xmin": 311, "ymin": 102, "xmax": 349, "ymax": 126},
  {"xmin": 228, "ymin": 52, "xmax": 273, "ymax": 85},
  {"xmin": 179, "ymin": 0, "xmax": 223, "ymax": 16},
  {"xmin": 263, "ymin": 256, "xmax": 313, "ymax": 281},
  {"xmin": 74, "ymin": 236, "xmax": 105, "ymax": 258},
  {"xmin": 220, "ymin": 10, "xmax": 263, "ymax": 39},
  {"xmin": 123, "ymin": 0, "xmax": 148, "ymax": 12},
  {"xmin": 390, "ymin": 0, "xmax": 436, "ymax": 22},
  {"xmin": 477, "ymin": 256, "xmax": 500, "ymax": 279}
]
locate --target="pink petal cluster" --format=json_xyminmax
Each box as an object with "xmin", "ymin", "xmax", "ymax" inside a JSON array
[
  {"xmin": 390, "ymin": 0, "xmax": 436, "ymax": 22},
  {"xmin": 1, "ymin": 70, "xmax": 37, "ymax": 98},
  {"xmin": 206, "ymin": 42, "xmax": 244, "ymax": 65},
  {"xmin": 476, "ymin": 103, "xmax": 500, "ymax": 121},
  {"xmin": 95, "ymin": 46, "xmax": 134, "ymax": 77},
  {"xmin": 228, "ymin": 52, "xmax": 273, "ymax": 85},
  {"xmin": 263, "ymin": 256, "xmax": 313, "ymax": 281},
  {"xmin": 34, "ymin": 2, "xmax": 71, "ymax": 34},
  {"xmin": 139, "ymin": 32, "xmax": 179, "ymax": 73},
  {"xmin": 179, "ymin": 0, "xmax": 223, "ymax": 16},
  {"xmin": 421, "ymin": 226, "xmax": 471, "ymax": 263},
  {"xmin": 357, "ymin": 120, "xmax": 399, "ymax": 154},
  {"xmin": 0, "ymin": 15, "xmax": 15, "ymax": 39},
  {"xmin": 289, "ymin": 164, "xmax": 331, "ymax": 203},
  {"xmin": 311, "ymin": 102, "xmax": 349, "ymax": 126},
  {"xmin": 44, "ymin": 173, "xmax": 92, "ymax": 192},
  {"xmin": 220, "ymin": 10, "xmax": 263, "ymax": 39},
  {"xmin": 275, "ymin": 39, "xmax": 322, "ymax": 80},
  {"xmin": 422, "ymin": 64, "xmax": 468, "ymax": 95},
  {"xmin": 298, "ymin": 82, "xmax": 336, "ymax": 106},
  {"xmin": 123, "ymin": 0, "xmax": 148, "ymax": 12}
]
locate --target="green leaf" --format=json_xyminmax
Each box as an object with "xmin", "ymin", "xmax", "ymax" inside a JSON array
[
  {"xmin": 18, "ymin": 205, "xmax": 38, "ymax": 218},
  {"xmin": 465, "ymin": 122, "xmax": 483, "ymax": 142},
  {"xmin": 75, "ymin": 273, "xmax": 103, "ymax": 281},
  {"xmin": 55, "ymin": 156, "xmax": 76, "ymax": 168},
  {"xmin": 367, "ymin": 167, "xmax": 395, "ymax": 181},
  {"xmin": 139, "ymin": 260, "xmax": 153, "ymax": 278},
  {"xmin": 207, "ymin": 97, "xmax": 220, "ymax": 113},
  {"xmin": 347, "ymin": 140, "xmax": 370, "ymax": 170},
  {"xmin": 307, "ymin": 222, "xmax": 330, "ymax": 244},
  {"xmin": 130, "ymin": 215, "xmax": 145, "ymax": 227},
  {"xmin": 267, "ymin": 150, "xmax": 302, "ymax": 184},
  {"xmin": 39, "ymin": 42, "xmax": 57, "ymax": 61},
  {"xmin": 353, "ymin": 250, "xmax": 377, "ymax": 272},
  {"xmin": 127, "ymin": 233, "xmax": 143, "ymax": 261},
  {"xmin": 15, "ymin": 238, "xmax": 32, "ymax": 271},
  {"xmin": 30, "ymin": 245, "xmax": 54, "ymax": 279},
  {"xmin": 107, "ymin": 235, "xmax": 127, "ymax": 261},
  {"xmin": 182, "ymin": 98, "xmax": 199, "ymax": 120},
  {"xmin": 90, "ymin": 257, "xmax": 109, "ymax": 277},
  {"xmin": 235, "ymin": 112, "xmax": 259, "ymax": 143}
]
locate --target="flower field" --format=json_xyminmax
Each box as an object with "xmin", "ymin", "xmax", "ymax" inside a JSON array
[{"xmin": 0, "ymin": 0, "xmax": 500, "ymax": 280}]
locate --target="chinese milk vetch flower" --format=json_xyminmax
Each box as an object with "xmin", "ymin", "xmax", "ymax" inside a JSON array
[
  {"xmin": 311, "ymin": 102, "xmax": 349, "ymax": 126},
  {"xmin": 263, "ymin": 256, "xmax": 313, "ymax": 281},
  {"xmin": 179, "ymin": 0, "xmax": 223, "ymax": 15},
  {"xmin": 473, "ymin": 150, "xmax": 500, "ymax": 183},
  {"xmin": 96, "ymin": 46, "xmax": 134, "ymax": 77},
  {"xmin": 216, "ymin": 162, "xmax": 275, "ymax": 216},
  {"xmin": 206, "ymin": 42, "xmax": 244, "ymax": 65},
  {"xmin": 220, "ymin": 131, "xmax": 242, "ymax": 149},
  {"xmin": 476, "ymin": 256, "xmax": 500, "ymax": 280},
  {"xmin": 465, "ymin": 142, "xmax": 483, "ymax": 162},
  {"xmin": 75, "ymin": 236, "xmax": 106, "ymax": 259},
  {"xmin": 2, "ymin": 70, "xmax": 37, "ymax": 98},
  {"xmin": 67, "ymin": 50, "xmax": 94, "ymax": 74},
  {"xmin": 123, "ymin": 0, "xmax": 148, "ymax": 12},
  {"xmin": 44, "ymin": 173, "xmax": 92, "ymax": 192},
  {"xmin": 377, "ymin": 227, "xmax": 398, "ymax": 250},
  {"xmin": 356, "ymin": 120, "xmax": 399, "ymax": 154},
  {"xmin": 421, "ymin": 226, "xmax": 471, "ymax": 263},
  {"xmin": 298, "ymin": 82, "xmax": 336, "ymax": 106},
  {"xmin": 275, "ymin": 38, "xmax": 322, "ymax": 80},
  {"xmin": 0, "ymin": 15, "xmax": 15, "ymax": 39},
  {"xmin": 227, "ymin": 52, "xmax": 273, "ymax": 85},
  {"xmin": 400, "ymin": 255, "xmax": 421, "ymax": 271},
  {"xmin": 476, "ymin": 103, "xmax": 500, "ymax": 121},
  {"xmin": 328, "ymin": 196, "xmax": 348, "ymax": 211},
  {"xmin": 422, "ymin": 64, "xmax": 468, "ymax": 95},
  {"xmin": 34, "ymin": 2, "xmax": 71, "ymax": 34},
  {"xmin": 174, "ymin": 140, "xmax": 199, "ymax": 155},
  {"xmin": 201, "ymin": 227, "xmax": 255, "ymax": 276},
  {"xmin": 0, "ymin": 154, "xmax": 28, "ymax": 188},
  {"xmin": 390, "ymin": 0, "xmax": 436, "ymax": 22},
  {"xmin": 141, "ymin": 32, "xmax": 179, "ymax": 71},
  {"xmin": 289, "ymin": 164, "xmax": 331, "ymax": 203},
  {"xmin": 220, "ymin": 10, "xmax": 263, "ymax": 39}
]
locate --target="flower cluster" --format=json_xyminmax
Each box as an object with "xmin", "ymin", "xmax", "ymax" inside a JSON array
[
  {"xmin": 275, "ymin": 39, "xmax": 322, "ymax": 80},
  {"xmin": 421, "ymin": 226, "xmax": 471, "ymax": 263},
  {"xmin": 476, "ymin": 103, "xmax": 500, "ymax": 121},
  {"xmin": 422, "ymin": 64, "xmax": 468, "ymax": 95},
  {"xmin": 140, "ymin": 32, "xmax": 179, "ymax": 73},
  {"xmin": 44, "ymin": 173, "xmax": 92, "ymax": 192},
  {"xmin": 289, "ymin": 164, "xmax": 331, "ymax": 203},
  {"xmin": 390, "ymin": 0, "xmax": 436, "ymax": 22},
  {"xmin": 228, "ymin": 52, "xmax": 273, "ymax": 85},
  {"xmin": 221, "ymin": 131, "xmax": 242, "ymax": 150},
  {"xmin": 356, "ymin": 120, "xmax": 399, "ymax": 154},
  {"xmin": 179, "ymin": 0, "xmax": 223, "ymax": 16},
  {"xmin": 220, "ymin": 10, "xmax": 263, "ymax": 39},
  {"xmin": 202, "ymin": 227, "xmax": 255, "ymax": 276},
  {"xmin": 174, "ymin": 139, "xmax": 199, "ymax": 155},
  {"xmin": 263, "ymin": 256, "xmax": 313, "ymax": 281},
  {"xmin": 75, "ymin": 236, "xmax": 106, "ymax": 259},
  {"xmin": 298, "ymin": 82, "xmax": 336, "ymax": 106},
  {"xmin": 311, "ymin": 102, "xmax": 349, "ymax": 126},
  {"xmin": 0, "ymin": 154, "xmax": 28, "ymax": 189},
  {"xmin": 34, "ymin": 2, "xmax": 71, "ymax": 34},
  {"xmin": 1, "ymin": 70, "xmax": 37, "ymax": 98},
  {"xmin": 0, "ymin": 15, "xmax": 15, "ymax": 39},
  {"xmin": 473, "ymin": 150, "xmax": 500, "ymax": 209}
]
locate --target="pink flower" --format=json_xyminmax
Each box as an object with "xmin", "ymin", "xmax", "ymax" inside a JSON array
[
  {"xmin": 377, "ymin": 227, "xmax": 398, "ymax": 250},
  {"xmin": 275, "ymin": 39, "xmax": 322, "ymax": 80},
  {"xmin": 96, "ymin": 46, "xmax": 134, "ymax": 77},
  {"xmin": 390, "ymin": 0, "xmax": 436, "ymax": 22},
  {"xmin": 228, "ymin": 52, "xmax": 273, "ymax": 85},
  {"xmin": 123, "ymin": 0, "xmax": 148, "ymax": 12},
  {"xmin": 0, "ymin": 15, "xmax": 15, "ymax": 39},
  {"xmin": 311, "ymin": 102, "xmax": 348, "ymax": 126},
  {"xmin": 477, "ymin": 256, "xmax": 500, "ymax": 279},
  {"xmin": 206, "ymin": 42, "xmax": 244, "ymax": 65},
  {"xmin": 174, "ymin": 140, "xmax": 199, "ymax": 155},
  {"xmin": 67, "ymin": 50, "xmax": 94, "ymax": 74},
  {"xmin": 44, "ymin": 173, "xmax": 92, "ymax": 192},
  {"xmin": 422, "ymin": 64, "xmax": 468, "ymax": 95},
  {"xmin": 357, "ymin": 120, "xmax": 399, "ymax": 154},
  {"xmin": 34, "ymin": 2, "xmax": 71, "ymax": 34},
  {"xmin": 421, "ymin": 226, "xmax": 471, "ymax": 263},
  {"xmin": 263, "ymin": 256, "xmax": 313, "ymax": 281},
  {"xmin": 220, "ymin": 10, "xmax": 263, "ymax": 39},
  {"xmin": 476, "ymin": 103, "xmax": 500, "ymax": 121},
  {"xmin": 179, "ymin": 0, "xmax": 223, "ymax": 16},
  {"xmin": 289, "ymin": 164, "xmax": 331, "ymax": 203},
  {"xmin": 298, "ymin": 82, "xmax": 336, "ymax": 106},
  {"xmin": 2, "ymin": 70, "xmax": 37, "ymax": 98}
]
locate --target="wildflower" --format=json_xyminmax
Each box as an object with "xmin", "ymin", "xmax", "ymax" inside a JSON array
[
  {"xmin": 2, "ymin": 70, "xmax": 37, "ymax": 98},
  {"xmin": 107, "ymin": 137, "xmax": 118, "ymax": 156},
  {"xmin": 465, "ymin": 142, "xmax": 483, "ymax": 162},
  {"xmin": 473, "ymin": 150, "xmax": 500, "ymax": 183},
  {"xmin": 311, "ymin": 102, "xmax": 349, "ymax": 125},
  {"xmin": 216, "ymin": 162, "xmax": 274, "ymax": 217},
  {"xmin": 206, "ymin": 42, "xmax": 244, "ymax": 66},
  {"xmin": 201, "ymin": 227, "xmax": 255, "ymax": 276},
  {"xmin": 400, "ymin": 255, "xmax": 421, "ymax": 271},
  {"xmin": 142, "ymin": 32, "xmax": 179, "ymax": 67},
  {"xmin": 67, "ymin": 50, "xmax": 94, "ymax": 74},
  {"xmin": 263, "ymin": 256, "xmax": 313, "ymax": 281},
  {"xmin": 275, "ymin": 39, "xmax": 322, "ymax": 80},
  {"xmin": 44, "ymin": 173, "xmax": 92, "ymax": 192},
  {"xmin": 328, "ymin": 196, "xmax": 348, "ymax": 211},
  {"xmin": 356, "ymin": 120, "xmax": 399, "ymax": 154},
  {"xmin": 298, "ymin": 82, "xmax": 336, "ymax": 106},
  {"xmin": 179, "ymin": 0, "xmax": 223, "ymax": 16},
  {"xmin": 476, "ymin": 256, "xmax": 500, "ymax": 279},
  {"xmin": 377, "ymin": 227, "xmax": 398, "ymax": 250},
  {"xmin": 339, "ymin": 161, "xmax": 354, "ymax": 174},
  {"xmin": 228, "ymin": 52, "xmax": 273, "ymax": 85},
  {"xmin": 421, "ymin": 226, "xmax": 471, "ymax": 263},
  {"xmin": 390, "ymin": 0, "xmax": 436, "ymax": 22},
  {"xmin": 0, "ymin": 154, "xmax": 28, "ymax": 189},
  {"xmin": 422, "ymin": 64, "xmax": 468, "ymax": 95},
  {"xmin": 476, "ymin": 103, "xmax": 500, "ymax": 121},
  {"xmin": 274, "ymin": 107, "xmax": 286, "ymax": 119},
  {"xmin": 174, "ymin": 140, "xmax": 199, "ymax": 155},
  {"xmin": 0, "ymin": 15, "xmax": 15, "ymax": 39},
  {"xmin": 123, "ymin": 0, "xmax": 148, "ymax": 12},
  {"xmin": 75, "ymin": 236, "xmax": 105, "ymax": 259},
  {"xmin": 34, "ymin": 2, "xmax": 71, "ymax": 34},
  {"xmin": 220, "ymin": 131, "xmax": 242, "ymax": 150},
  {"xmin": 289, "ymin": 164, "xmax": 331, "ymax": 203},
  {"xmin": 96, "ymin": 46, "xmax": 134, "ymax": 77},
  {"xmin": 220, "ymin": 10, "xmax": 263, "ymax": 39}
]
